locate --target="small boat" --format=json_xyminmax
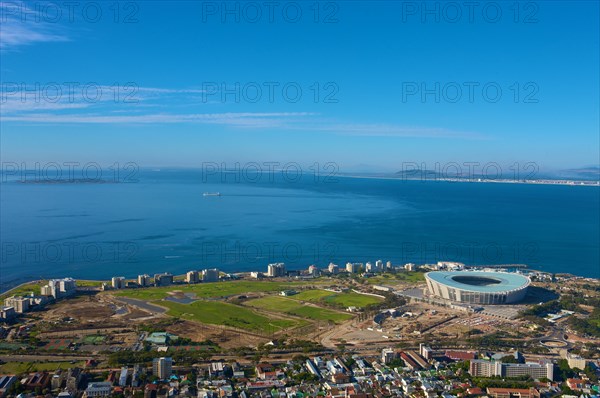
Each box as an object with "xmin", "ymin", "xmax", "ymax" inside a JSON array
[{"xmin": 203, "ymin": 192, "xmax": 221, "ymax": 197}]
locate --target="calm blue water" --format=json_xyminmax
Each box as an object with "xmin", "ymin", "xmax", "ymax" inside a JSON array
[{"xmin": 1, "ymin": 169, "xmax": 598, "ymax": 291}]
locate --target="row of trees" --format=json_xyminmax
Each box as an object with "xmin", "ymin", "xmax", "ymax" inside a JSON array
[{"xmin": 107, "ymin": 347, "xmax": 214, "ymax": 367}]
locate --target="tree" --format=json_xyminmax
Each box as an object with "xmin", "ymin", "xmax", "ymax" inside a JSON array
[
  {"xmin": 499, "ymin": 355, "xmax": 519, "ymax": 364},
  {"xmin": 556, "ymin": 359, "xmax": 575, "ymax": 381}
]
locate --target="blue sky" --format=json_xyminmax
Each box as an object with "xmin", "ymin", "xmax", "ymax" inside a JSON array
[{"xmin": 1, "ymin": 0, "xmax": 599, "ymax": 173}]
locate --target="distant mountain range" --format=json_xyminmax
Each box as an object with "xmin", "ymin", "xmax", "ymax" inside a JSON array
[
  {"xmin": 340, "ymin": 165, "xmax": 600, "ymax": 182},
  {"xmin": 392, "ymin": 166, "xmax": 600, "ymax": 181}
]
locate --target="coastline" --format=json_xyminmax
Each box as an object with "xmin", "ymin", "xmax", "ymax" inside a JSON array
[
  {"xmin": 2, "ymin": 270, "xmax": 598, "ymax": 297},
  {"xmin": 337, "ymin": 174, "xmax": 600, "ymax": 187}
]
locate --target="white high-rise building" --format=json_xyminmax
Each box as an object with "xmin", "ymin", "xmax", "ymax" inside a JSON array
[
  {"xmin": 381, "ymin": 348, "xmax": 397, "ymax": 364},
  {"xmin": 50, "ymin": 280, "xmax": 60, "ymax": 297},
  {"xmin": 60, "ymin": 278, "xmax": 76, "ymax": 293},
  {"xmin": 267, "ymin": 263, "xmax": 286, "ymax": 277},
  {"xmin": 186, "ymin": 271, "xmax": 200, "ymax": 284},
  {"xmin": 152, "ymin": 357, "xmax": 173, "ymax": 379},
  {"xmin": 419, "ymin": 343, "xmax": 433, "ymax": 360},
  {"xmin": 154, "ymin": 273, "xmax": 173, "ymax": 286},
  {"xmin": 41, "ymin": 285, "xmax": 52, "ymax": 296},
  {"xmin": 503, "ymin": 361, "xmax": 554, "ymax": 381},
  {"xmin": 469, "ymin": 360, "xmax": 554, "ymax": 381},
  {"xmin": 365, "ymin": 262, "xmax": 374, "ymax": 272},
  {"xmin": 202, "ymin": 269, "xmax": 219, "ymax": 282},
  {"xmin": 566, "ymin": 353, "xmax": 587, "ymax": 370},
  {"xmin": 346, "ymin": 262, "xmax": 362, "ymax": 273},
  {"xmin": 328, "ymin": 263, "xmax": 339, "ymax": 274},
  {"xmin": 119, "ymin": 367, "xmax": 128, "ymax": 387},
  {"xmin": 469, "ymin": 360, "xmax": 503, "ymax": 377},
  {"xmin": 137, "ymin": 274, "xmax": 151, "ymax": 287},
  {"xmin": 0, "ymin": 306, "xmax": 16, "ymax": 320},
  {"xmin": 111, "ymin": 277, "xmax": 125, "ymax": 289},
  {"xmin": 4, "ymin": 297, "xmax": 29, "ymax": 313},
  {"xmin": 42, "ymin": 278, "xmax": 77, "ymax": 299},
  {"xmin": 375, "ymin": 260, "xmax": 384, "ymax": 272}
]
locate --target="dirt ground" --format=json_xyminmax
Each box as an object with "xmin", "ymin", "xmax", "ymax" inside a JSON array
[
  {"xmin": 40, "ymin": 295, "xmax": 115, "ymax": 322},
  {"xmin": 166, "ymin": 320, "xmax": 269, "ymax": 348},
  {"xmin": 319, "ymin": 300, "xmax": 532, "ymax": 349},
  {"xmin": 36, "ymin": 294, "xmax": 158, "ymax": 324}
]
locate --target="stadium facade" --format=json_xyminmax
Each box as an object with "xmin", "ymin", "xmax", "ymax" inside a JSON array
[{"xmin": 425, "ymin": 271, "xmax": 530, "ymax": 305}]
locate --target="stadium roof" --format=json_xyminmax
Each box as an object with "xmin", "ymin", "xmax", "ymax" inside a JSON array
[{"xmin": 426, "ymin": 271, "xmax": 530, "ymax": 293}]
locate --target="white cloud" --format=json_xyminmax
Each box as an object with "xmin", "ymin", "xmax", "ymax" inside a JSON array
[
  {"xmin": 0, "ymin": 112, "xmax": 315, "ymax": 127},
  {"xmin": 0, "ymin": 99, "xmax": 91, "ymax": 112},
  {"xmin": 0, "ymin": 2, "xmax": 69, "ymax": 51},
  {"xmin": 1, "ymin": 110, "xmax": 482, "ymax": 139},
  {"xmin": 0, "ymin": 81, "xmax": 484, "ymax": 139}
]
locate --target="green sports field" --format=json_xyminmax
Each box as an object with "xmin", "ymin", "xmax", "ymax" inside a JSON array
[
  {"xmin": 154, "ymin": 299, "xmax": 303, "ymax": 333},
  {"xmin": 291, "ymin": 289, "xmax": 383, "ymax": 308},
  {"xmin": 245, "ymin": 296, "xmax": 352, "ymax": 323}
]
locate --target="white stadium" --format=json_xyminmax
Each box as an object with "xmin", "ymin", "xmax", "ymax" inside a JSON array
[{"xmin": 425, "ymin": 271, "xmax": 530, "ymax": 305}]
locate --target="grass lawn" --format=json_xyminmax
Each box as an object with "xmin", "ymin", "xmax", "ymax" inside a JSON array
[
  {"xmin": 114, "ymin": 280, "xmax": 313, "ymax": 301},
  {"xmin": 155, "ymin": 299, "xmax": 300, "ymax": 333},
  {"xmin": 76, "ymin": 280, "xmax": 104, "ymax": 287},
  {"xmin": 392, "ymin": 271, "xmax": 425, "ymax": 283},
  {"xmin": 293, "ymin": 290, "xmax": 333, "ymax": 301},
  {"xmin": 365, "ymin": 272, "xmax": 424, "ymax": 284},
  {"xmin": 323, "ymin": 292, "xmax": 382, "ymax": 308},
  {"xmin": 291, "ymin": 289, "xmax": 383, "ymax": 308},
  {"xmin": 245, "ymin": 296, "xmax": 351, "ymax": 323},
  {"xmin": 0, "ymin": 361, "xmax": 84, "ymax": 374},
  {"xmin": 0, "ymin": 280, "xmax": 47, "ymax": 301}
]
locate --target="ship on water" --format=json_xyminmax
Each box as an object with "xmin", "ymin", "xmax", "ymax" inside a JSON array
[{"xmin": 203, "ymin": 192, "xmax": 221, "ymax": 197}]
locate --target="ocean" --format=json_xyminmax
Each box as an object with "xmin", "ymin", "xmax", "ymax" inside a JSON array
[{"xmin": 1, "ymin": 169, "xmax": 598, "ymax": 291}]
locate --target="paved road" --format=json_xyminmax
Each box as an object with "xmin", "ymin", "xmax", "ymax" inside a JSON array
[
  {"xmin": 532, "ymin": 325, "xmax": 571, "ymax": 349},
  {"xmin": 115, "ymin": 297, "xmax": 167, "ymax": 314}
]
